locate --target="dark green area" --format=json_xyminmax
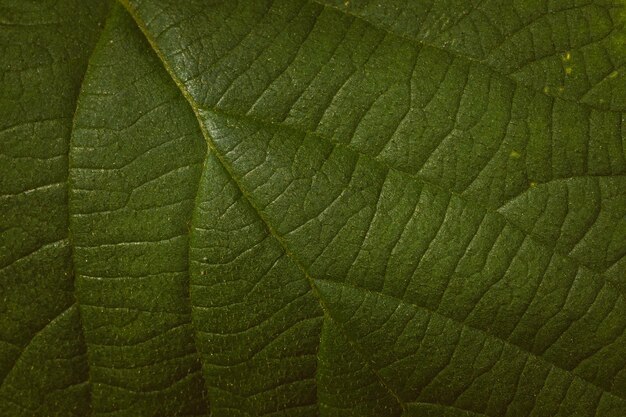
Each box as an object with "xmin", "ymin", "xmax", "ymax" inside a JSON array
[{"xmin": 1, "ymin": 0, "xmax": 625, "ymax": 416}]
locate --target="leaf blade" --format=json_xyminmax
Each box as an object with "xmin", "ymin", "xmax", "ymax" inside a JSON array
[{"xmin": 69, "ymin": 5, "xmax": 209, "ymax": 415}]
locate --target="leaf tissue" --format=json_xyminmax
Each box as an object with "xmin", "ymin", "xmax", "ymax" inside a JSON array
[{"xmin": 1, "ymin": 0, "xmax": 626, "ymax": 416}]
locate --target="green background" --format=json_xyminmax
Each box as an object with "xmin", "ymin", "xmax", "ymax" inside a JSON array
[{"xmin": 1, "ymin": 0, "xmax": 625, "ymax": 415}]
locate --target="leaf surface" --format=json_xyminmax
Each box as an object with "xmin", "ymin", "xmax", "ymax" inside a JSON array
[{"xmin": 1, "ymin": 0, "xmax": 626, "ymax": 416}]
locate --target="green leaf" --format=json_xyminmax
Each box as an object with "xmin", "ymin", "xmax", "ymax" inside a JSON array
[{"xmin": 2, "ymin": 0, "xmax": 626, "ymax": 416}]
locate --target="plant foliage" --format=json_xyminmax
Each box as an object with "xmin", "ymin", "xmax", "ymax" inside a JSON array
[{"xmin": 1, "ymin": 0, "xmax": 626, "ymax": 416}]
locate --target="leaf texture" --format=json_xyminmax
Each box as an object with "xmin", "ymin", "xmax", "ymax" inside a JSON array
[
  {"xmin": 1, "ymin": 0, "xmax": 626, "ymax": 416},
  {"xmin": 0, "ymin": 1, "xmax": 109, "ymax": 415}
]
